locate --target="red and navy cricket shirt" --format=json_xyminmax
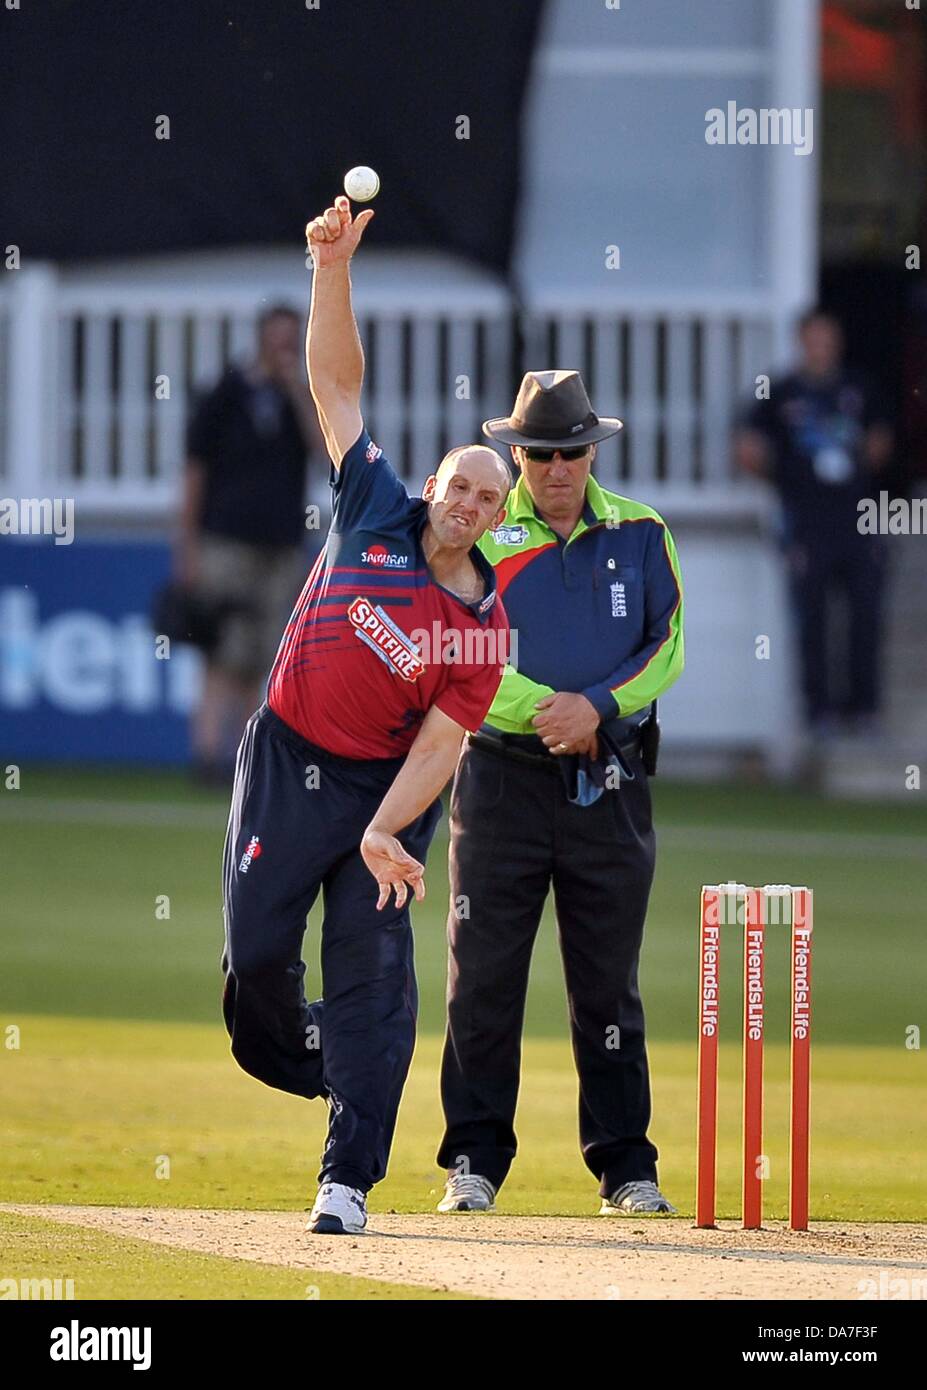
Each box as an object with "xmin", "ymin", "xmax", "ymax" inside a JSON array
[{"xmin": 268, "ymin": 429, "xmax": 509, "ymax": 759}]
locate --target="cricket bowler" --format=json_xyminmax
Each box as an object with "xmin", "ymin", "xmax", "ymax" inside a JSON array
[{"xmin": 220, "ymin": 196, "xmax": 511, "ymax": 1234}]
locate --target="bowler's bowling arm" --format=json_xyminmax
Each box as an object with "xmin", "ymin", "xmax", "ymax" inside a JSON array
[
  {"xmin": 306, "ymin": 260, "xmax": 364, "ymax": 469},
  {"xmin": 363, "ymin": 705, "xmax": 466, "ymax": 845}
]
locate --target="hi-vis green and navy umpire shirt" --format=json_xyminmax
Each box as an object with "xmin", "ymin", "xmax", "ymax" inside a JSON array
[{"xmin": 477, "ymin": 471, "xmax": 684, "ymax": 737}]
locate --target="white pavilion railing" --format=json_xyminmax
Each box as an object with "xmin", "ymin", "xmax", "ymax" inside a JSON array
[{"xmin": 0, "ymin": 265, "xmax": 778, "ymax": 520}]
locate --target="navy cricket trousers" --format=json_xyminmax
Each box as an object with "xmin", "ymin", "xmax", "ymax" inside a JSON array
[
  {"xmin": 221, "ymin": 704, "xmax": 442, "ymax": 1193},
  {"xmin": 438, "ymin": 739, "xmax": 658, "ymax": 1197}
]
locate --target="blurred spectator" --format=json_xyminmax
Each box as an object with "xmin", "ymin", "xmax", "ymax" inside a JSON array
[
  {"xmin": 177, "ymin": 305, "xmax": 323, "ymax": 782},
  {"xmin": 734, "ymin": 309, "xmax": 894, "ymax": 738},
  {"xmin": 901, "ymin": 282, "xmax": 927, "ymax": 484}
]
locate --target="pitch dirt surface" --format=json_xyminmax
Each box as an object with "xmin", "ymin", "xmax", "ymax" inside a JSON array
[{"xmin": 9, "ymin": 1205, "xmax": 926, "ymax": 1300}]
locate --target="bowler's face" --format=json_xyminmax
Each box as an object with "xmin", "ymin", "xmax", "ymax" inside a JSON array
[
  {"xmin": 515, "ymin": 445, "xmax": 595, "ymax": 521},
  {"xmin": 426, "ymin": 453, "xmax": 508, "ymax": 550}
]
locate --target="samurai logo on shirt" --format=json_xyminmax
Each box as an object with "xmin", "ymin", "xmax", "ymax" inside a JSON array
[
  {"xmin": 360, "ymin": 543, "xmax": 409, "ymax": 567},
  {"xmin": 347, "ymin": 597, "xmax": 425, "ymax": 681}
]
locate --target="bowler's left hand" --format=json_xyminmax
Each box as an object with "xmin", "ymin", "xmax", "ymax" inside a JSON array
[
  {"xmin": 533, "ymin": 693, "xmax": 600, "ymax": 755},
  {"xmin": 360, "ymin": 828, "xmax": 426, "ymax": 910}
]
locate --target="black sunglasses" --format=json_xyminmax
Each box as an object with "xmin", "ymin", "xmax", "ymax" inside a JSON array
[{"xmin": 522, "ymin": 444, "xmax": 590, "ymax": 463}]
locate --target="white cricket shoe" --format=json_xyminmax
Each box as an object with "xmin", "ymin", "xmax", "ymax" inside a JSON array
[
  {"xmin": 307, "ymin": 1182, "xmax": 368, "ymax": 1235},
  {"xmin": 599, "ymin": 1180, "xmax": 677, "ymax": 1215},
  {"xmin": 437, "ymin": 1173, "xmax": 496, "ymax": 1212}
]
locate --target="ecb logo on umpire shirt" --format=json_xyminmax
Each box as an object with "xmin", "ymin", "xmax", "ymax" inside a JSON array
[{"xmin": 610, "ymin": 582, "xmax": 627, "ymax": 618}]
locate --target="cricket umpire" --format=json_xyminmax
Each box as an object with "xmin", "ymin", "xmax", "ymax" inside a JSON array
[
  {"xmin": 436, "ymin": 370, "xmax": 684, "ymax": 1215},
  {"xmin": 221, "ymin": 196, "xmax": 511, "ymax": 1236}
]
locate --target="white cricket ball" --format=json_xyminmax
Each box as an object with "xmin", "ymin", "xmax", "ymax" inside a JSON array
[{"xmin": 343, "ymin": 165, "xmax": 380, "ymax": 202}]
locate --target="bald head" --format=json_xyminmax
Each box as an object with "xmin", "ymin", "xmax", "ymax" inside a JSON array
[
  {"xmin": 422, "ymin": 443, "xmax": 511, "ymax": 550},
  {"xmin": 436, "ymin": 444, "xmax": 511, "ymax": 493}
]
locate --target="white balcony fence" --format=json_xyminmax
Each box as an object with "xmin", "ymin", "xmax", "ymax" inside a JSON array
[{"xmin": 0, "ymin": 262, "xmax": 779, "ymax": 522}]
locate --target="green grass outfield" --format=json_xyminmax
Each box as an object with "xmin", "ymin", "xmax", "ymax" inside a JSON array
[{"xmin": 1, "ymin": 767, "xmax": 924, "ymax": 1294}]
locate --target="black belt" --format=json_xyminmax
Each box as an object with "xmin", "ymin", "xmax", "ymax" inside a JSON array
[{"xmin": 468, "ymin": 728, "xmax": 642, "ymax": 772}]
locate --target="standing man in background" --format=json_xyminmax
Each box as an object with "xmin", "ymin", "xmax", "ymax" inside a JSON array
[
  {"xmin": 436, "ymin": 369, "xmax": 684, "ymax": 1217},
  {"xmin": 735, "ymin": 308, "xmax": 894, "ymax": 738},
  {"xmin": 178, "ymin": 305, "xmax": 323, "ymax": 783}
]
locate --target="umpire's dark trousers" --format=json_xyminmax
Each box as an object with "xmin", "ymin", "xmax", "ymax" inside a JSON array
[
  {"xmin": 437, "ymin": 738, "xmax": 659, "ymax": 1197},
  {"xmin": 222, "ymin": 704, "xmax": 441, "ymax": 1193}
]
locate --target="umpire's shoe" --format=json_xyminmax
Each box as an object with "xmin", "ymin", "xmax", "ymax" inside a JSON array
[
  {"xmin": 599, "ymin": 1181, "xmax": 677, "ymax": 1216},
  {"xmin": 437, "ymin": 1173, "xmax": 496, "ymax": 1212},
  {"xmin": 307, "ymin": 1182, "xmax": 368, "ymax": 1235}
]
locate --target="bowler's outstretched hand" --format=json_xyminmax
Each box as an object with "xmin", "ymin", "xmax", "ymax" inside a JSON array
[
  {"xmin": 361, "ymin": 828, "xmax": 426, "ymax": 911},
  {"xmin": 306, "ymin": 195, "xmax": 374, "ymax": 270}
]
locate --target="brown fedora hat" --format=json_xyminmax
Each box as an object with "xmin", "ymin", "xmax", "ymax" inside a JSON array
[{"xmin": 483, "ymin": 369, "xmax": 623, "ymax": 448}]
